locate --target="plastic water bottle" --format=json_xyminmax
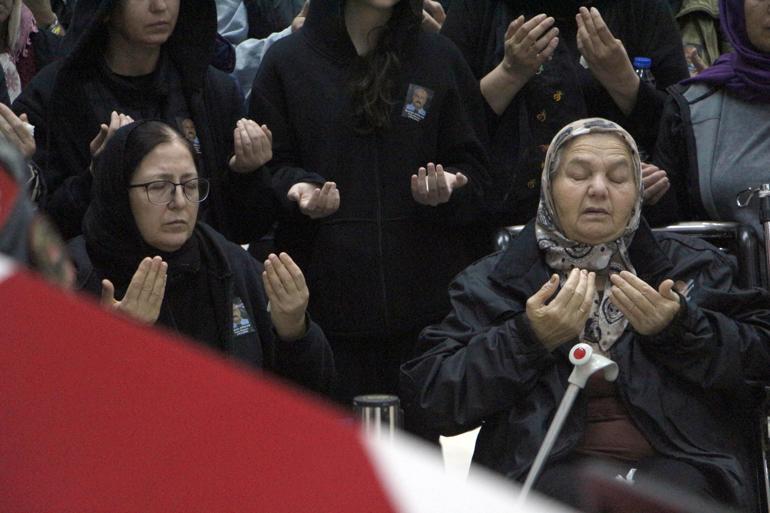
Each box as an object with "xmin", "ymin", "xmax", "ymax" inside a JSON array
[
  {"xmin": 633, "ymin": 57, "xmax": 656, "ymax": 88},
  {"xmin": 633, "ymin": 57, "xmax": 655, "ymax": 161}
]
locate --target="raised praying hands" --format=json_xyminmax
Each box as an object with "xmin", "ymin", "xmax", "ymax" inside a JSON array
[
  {"xmin": 501, "ymin": 14, "xmax": 559, "ymax": 81},
  {"xmin": 229, "ymin": 118, "xmax": 273, "ymax": 173},
  {"xmin": 576, "ymin": 6, "xmax": 639, "ymax": 115},
  {"xmin": 287, "ymin": 181, "xmax": 340, "ymax": 219},
  {"xmin": 608, "ymin": 271, "xmax": 680, "ymax": 336},
  {"xmin": 101, "ymin": 256, "xmax": 167, "ymax": 325},
  {"xmin": 90, "ymin": 111, "xmax": 135, "ymax": 163},
  {"xmin": 526, "ymin": 268, "xmax": 597, "ymax": 351},
  {"xmin": 410, "ymin": 162, "xmax": 468, "ymax": 207},
  {"xmin": 0, "ymin": 103, "xmax": 35, "ymax": 159},
  {"xmin": 263, "ymin": 252, "xmax": 309, "ymax": 342}
]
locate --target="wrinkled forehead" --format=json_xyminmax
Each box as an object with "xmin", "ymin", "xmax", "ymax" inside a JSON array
[
  {"xmin": 550, "ymin": 131, "xmax": 637, "ymax": 182},
  {"xmin": 559, "ymin": 133, "xmax": 632, "ymax": 166}
]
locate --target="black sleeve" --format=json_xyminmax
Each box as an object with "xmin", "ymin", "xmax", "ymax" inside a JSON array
[
  {"xmin": 400, "ymin": 263, "xmax": 555, "ymax": 436},
  {"xmin": 601, "ymin": 0, "xmax": 690, "ymax": 151},
  {"xmin": 244, "ymin": 254, "xmax": 335, "ymax": 394},
  {"xmin": 13, "ymin": 66, "xmax": 91, "ymax": 239},
  {"xmin": 415, "ymin": 40, "xmax": 492, "ymax": 227},
  {"xmin": 440, "ymin": 0, "xmax": 484, "ymax": 78},
  {"xmin": 272, "ymin": 317, "xmax": 336, "ymax": 395},
  {"xmin": 249, "ymin": 47, "xmax": 325, "ymax": 218},
  {"xmin": 638, "ymin": 247, "xmax": 770, "ymax": 391},
  {"xmin": 645, "ymin": 90, "xmax": 690, "ymax": 225},
  {"xmin": 205, "ymin": 68, "xmax": 279, "ymax": 243}
]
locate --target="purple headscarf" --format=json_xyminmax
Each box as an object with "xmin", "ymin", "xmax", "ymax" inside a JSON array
[{"xmin": 684, "ymin": 0, "xmax": 770, "ymax": 102}]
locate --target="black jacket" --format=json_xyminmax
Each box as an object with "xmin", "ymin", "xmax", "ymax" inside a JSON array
[
  {"xmin": 243, "ymin": 0, "xmax": 304, "ymax": 39},
  {"xmin": 401, "ymin": 220, "xmax": 770, "ymax": 510},
  {"xmin": 13, "ymin": 0, "xmax": 277, "ymax": 243},
  {"xmin": 441, "ymin": 0, "xmax": 689, "ymax": 225},
  {"xmin": 68, "ymin": 223, "xmax": 335, "ymax": 394},
  {"xmin": 249, "ymin": 0, "xmax": 491, "ymax": 339}
]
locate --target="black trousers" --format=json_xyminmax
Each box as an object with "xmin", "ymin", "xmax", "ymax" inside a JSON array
[{"xmin": 533, "ymin": 453, "xmax": 731, "ymax": 511}]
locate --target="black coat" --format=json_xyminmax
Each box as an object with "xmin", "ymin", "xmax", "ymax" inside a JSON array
[
  {"xmin": 401, "ymin": 220, "xmax": 770, "ymax": 510},
  {"xmin": 68, "ymin": 223, "xmax": 335, "ymax": 394},
  {"xmin": 13, "ymin": 0, "xmax": 277, "ymax": 244},
  {"xmin": 249, "ymin": 0, "xmax": 491, "ymax": 339},
  {"xmin": 441, "ymin": 0, "xmax": 689, "ymax": 225}
]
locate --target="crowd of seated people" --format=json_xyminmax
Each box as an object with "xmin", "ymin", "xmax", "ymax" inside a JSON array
[{"xmin": 0, "ymin": 0, "xmax": 768, "ymax": 511}]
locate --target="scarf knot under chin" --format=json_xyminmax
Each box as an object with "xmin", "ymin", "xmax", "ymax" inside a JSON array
[{"xmin": 535, "ymin": 118, "xmax": 643, "ymax": 352}]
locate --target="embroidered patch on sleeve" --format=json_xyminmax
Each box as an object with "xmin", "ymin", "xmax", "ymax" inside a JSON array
[
  {"xmin": 232, "ymin": 297, "xmax": 256, "ymax": 337},
  {"xmin": 401, "ymin": 84, "xmax": 434, "ymax": 122}
]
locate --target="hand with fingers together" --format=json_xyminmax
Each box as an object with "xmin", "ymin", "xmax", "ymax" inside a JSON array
[
  {"xmin": 229, "ymin": 118, "xmax": 273, "ymax": 173},
  {"xmin": 609, "ymin": 271, "xmax": 680, "ymax": 336},
  {"xmin": 576, "ymin": 6, "xmax": 639, "ymax": 113},
  {"xmin": 90, "ymin": 111, "xmax": 135, "ymax": 171},
  {"xmin": 411, "ymin": 163, "xmax": 468, "ymax": 207},
  {"xmin": 0, "ymin": 104, "xmax": 36, "ymax": 158},
  {"xmin": 641, "ymin": 162, "xmax": 670, "ymax": 206},
  {"xmin": 421, "ymin": 0, "xmax": 446, "ymax": 33},
  {"xmin": 526, "ymin": 268, "xmax": 597, "ymax": 351},
  {"xmin": 263, "ymin": 252, "xmax": 309, "ymax": 341},
  {"xmin": 501, "ymin": 13, "xmax": 560, "ymax": 81},
  {"xmin": 287, "ymin": 181, "xmax": 340, "ymax": 219},
  {"xmin": 101, "ymin": 256, "xmax": 168, "ymax": 325}
]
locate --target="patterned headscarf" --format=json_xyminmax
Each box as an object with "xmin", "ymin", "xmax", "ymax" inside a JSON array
[{"xmin": 535, "ymin": 118, "xmax": 643, "ymax": 352}]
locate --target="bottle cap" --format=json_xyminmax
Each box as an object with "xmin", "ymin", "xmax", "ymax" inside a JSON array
[{"xmin": 633, "ymin": 57, "xmax": 652, "ymax": 69}]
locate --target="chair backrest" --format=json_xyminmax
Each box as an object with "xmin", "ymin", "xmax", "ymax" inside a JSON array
[{"xmin": 494, "ymin": 222, "xmax": 766, "ymax": 289}]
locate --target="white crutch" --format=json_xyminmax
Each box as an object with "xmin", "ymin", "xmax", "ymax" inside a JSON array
[{"xmin": 516, "ymin": 343, "xmax": 619, "ymax": 506}]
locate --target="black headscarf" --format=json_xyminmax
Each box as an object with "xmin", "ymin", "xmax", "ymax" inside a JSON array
[{"xmin": 81, "ymin": 120, "xmax": 200, "ymax": 294}]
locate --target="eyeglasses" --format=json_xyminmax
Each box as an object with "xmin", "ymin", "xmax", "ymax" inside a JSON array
[{"xmin": 128, "ymin": 178, "xmax": 210, "ymax": 206}]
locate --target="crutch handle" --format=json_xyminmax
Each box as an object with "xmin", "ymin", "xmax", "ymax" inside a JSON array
[{"xmin": 567, "ymin": 343, "xmax": 619, "ymax": 388}]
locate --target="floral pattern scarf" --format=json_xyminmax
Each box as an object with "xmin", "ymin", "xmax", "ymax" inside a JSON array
[
  {"xmin": 535, "ymin": 118, "xmax": 643, "ymax": 352},
  {"xmin": 1, "ymin": 1, "xmax": 38, "ymax": 101}
]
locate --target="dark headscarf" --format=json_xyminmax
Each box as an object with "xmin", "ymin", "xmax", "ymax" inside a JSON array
[
  {"xmin": 684, "ymin": 0, "xmax": 770, "ymax": 102},
  {"xmin": 81, "ymin": 120, "xmax": 200, "ymax": 293}
]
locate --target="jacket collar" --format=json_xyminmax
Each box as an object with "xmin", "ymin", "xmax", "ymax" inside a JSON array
[{"xmin": 489, "ymin": 218, "xmax": 674, "ymax": 297}]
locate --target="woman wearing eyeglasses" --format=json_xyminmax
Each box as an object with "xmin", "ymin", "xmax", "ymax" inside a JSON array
[{"xmin": 66, "ymin": 120, "xmax": 334, "ymax": 393}]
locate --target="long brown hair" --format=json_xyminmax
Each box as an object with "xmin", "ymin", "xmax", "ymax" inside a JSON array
[{"xmin": 348, "ymin": 0, "xmax": 422, "ymax": 133}]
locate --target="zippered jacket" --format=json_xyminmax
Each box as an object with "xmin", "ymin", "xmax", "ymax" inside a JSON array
[
  {"xmin": 401, "ymin": 219, "xmax": 770, "ymax": 510},
  {"xmin": 249, "ymin": 0, "xmax": 491, "ymax": 339},
  {"xmin": 68, "ymin": 223, "xmax": 335, "ymax": 395},
  {"xmin": 13, "ymin": 0, "xmax": 277, "ymax": 244}
]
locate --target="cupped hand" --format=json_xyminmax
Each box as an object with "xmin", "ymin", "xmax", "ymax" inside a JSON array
[
  {"xmin": 287, "ymin": 181, "xmax": 340, "ymax": 219},
  {"xmin": 410, "ymin": 163, "xmax": 468, "ymax": 206},
  {"xmin": 500, "ymin": 14, "xmax": 559, "ymax": 81},
  {"xmin": 291, "ymin": 1, "xmax": 308, "ymax": 32},
  {"xmin": 609, "ymin": 271, "xmax": 680, "ymax": 336},
  {"xmin": 641, "ymin": 162, "xmax": 670, "ymax": 205},
  {"xmin": 229, "ymin": 118, "xmax": 273, "ymax": 173},
  {"xmin": 526, "ymin": 268, "xmax": 596, "ymax": 351},
  {"xmin": 263, "ymin": 252, "xmax": 309, "ymax": 341},
  {"xmin": 421, "ymin": 0, "xmax": 446, "ymax": 33},
  {"xmin": 101, "ymin": 256, "xmax": 167, "ymax": 324},
  {"xmin": 90, "ymin": 111, "xmax": 135, "ymax": 162},
  {"xmin": 0, "ymin": 104, "xmax": 36, "ymax": 158},
  {"xmin": 576, "ymin": 7, "xmax": 638, "ymax": 95}
]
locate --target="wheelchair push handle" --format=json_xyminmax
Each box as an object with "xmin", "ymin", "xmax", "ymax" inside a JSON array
[{"xmin": 737, "ymin": 184, "xmax": 770, "ymax": 224}]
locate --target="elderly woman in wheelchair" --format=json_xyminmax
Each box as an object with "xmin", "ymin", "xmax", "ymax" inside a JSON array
[{"xmin": 401, "ymin": 118, "xmax": 770, "ymax": 511}]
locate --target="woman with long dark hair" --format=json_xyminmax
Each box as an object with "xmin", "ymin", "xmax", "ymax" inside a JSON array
[{"xmin": 249, "ymin": 0, "xmax": 491, "ymax": 406}]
